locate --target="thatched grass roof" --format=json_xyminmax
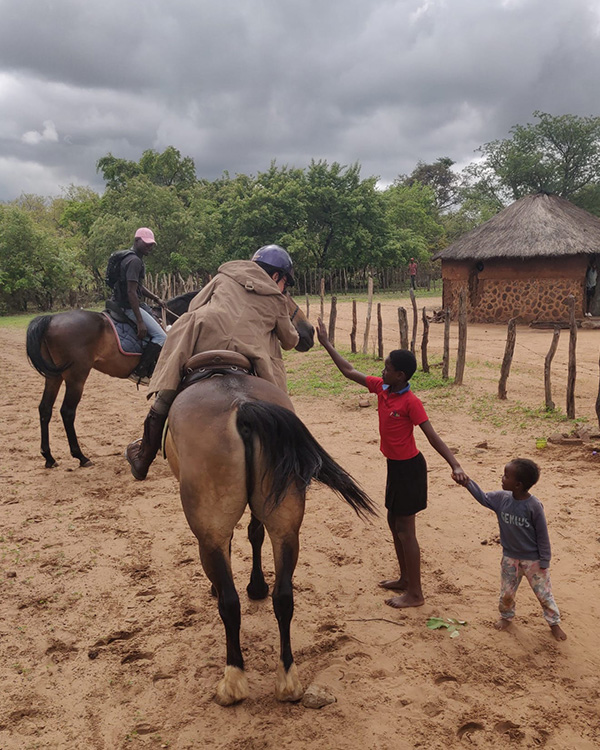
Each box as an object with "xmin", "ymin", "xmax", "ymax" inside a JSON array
[{"xmin": 433, "ymin": 193, "xmax": 600, "ymax": 261}]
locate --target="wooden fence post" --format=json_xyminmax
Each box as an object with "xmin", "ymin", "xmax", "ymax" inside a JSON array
[
  {"xmin": 544, "ymin": 326, "xmax": 561, "ymax": 411},
  {"xmin": 498, "ymin": 317, "xmax": 517, "ymax": 400},
  {"xmin": 397, "ymin": 307, "xmax": 409, "ymax": 349},
  {"xmin": 442, "ymin": 308, "xmax": 450, "ymax": 379},
  {"xmin": 320, "ymin": 277, "xmax": 325, "ymax": 322},
  {"xmin": 409, "ymin": 289, "xmax": 418, "ymax": 354},
  {"xmin": 351, "ymin": 300, "xmax": 357, "ymax": 354},
  {"xmin": 567, "ymin": 295, "xmax": 577, "ymax": 419},
  {"xmin": 596, "ymin": 351, "xmax": 600, "ymax": 429},
  {"xmin": 362, "ymin": 276, "xmax": 374, "ymax": 355},
  {"xmin": 305, "ymin": 294, "xmax": 310, "ymax": 319},
  {"xmin": 328, "ymin": 296, "xmax": 337, "ymax": 347},
  {"xmin": 454, "ymin": 291, "xmax": 467, "ymax": 385},
  {"xmin": 377, "ymin": 303, "xmax": 384, "ymax": 359},
  {"xmin": 421, "ymin": 307, "xmax": 430, "ymax": 373}
]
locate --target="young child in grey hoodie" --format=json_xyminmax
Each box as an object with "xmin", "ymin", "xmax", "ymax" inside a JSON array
[{"xmin": 454, "ymin": 458, "xmax": 567, "ymax": 641}]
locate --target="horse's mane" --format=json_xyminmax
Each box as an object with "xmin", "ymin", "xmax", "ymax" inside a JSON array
[{"xmin": 168, "ymin": 290, "xmax": 200, "ymax": 305}]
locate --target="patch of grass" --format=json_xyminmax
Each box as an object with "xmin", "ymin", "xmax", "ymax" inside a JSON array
[
  {"xmin": 468, "ymin": 395, "xmax": 585, "ymax": 432},
  {"xmin": 284, "ymin": 348, "xmax": 453, "ymax": 398}
]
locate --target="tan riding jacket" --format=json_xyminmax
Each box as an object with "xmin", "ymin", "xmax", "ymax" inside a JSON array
[{"xmin": 148, "ymin": 261, "xmax": 300, "ymax": 395}]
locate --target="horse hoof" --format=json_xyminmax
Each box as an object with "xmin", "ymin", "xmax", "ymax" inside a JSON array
[
  {"xmin": 247, "ymin": 580, "xmax": 269, "ymax": 600},
  {"xmin": 215, "ymin": 666, "xmax": 249, "ymax": 706},
  {"xmin": 45, "ymin": 461, "xmax": 59, "ymax": 469},
  {"xmin": 275, "ymin": 661, "xmax": 303, "ymax": 702},
  {"xmin": 80, "ymin": 459, "xmax": 93, "ymax": 468}
]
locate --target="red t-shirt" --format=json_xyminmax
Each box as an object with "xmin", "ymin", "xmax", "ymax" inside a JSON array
[{"xmin": 365, "ymin": 376, "xmax": 428, "ymax": 460}]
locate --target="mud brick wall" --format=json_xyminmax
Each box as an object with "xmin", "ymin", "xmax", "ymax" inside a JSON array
[{"xmin": 440, "ymin": 257, "xmax": 588, "ymax": 323}]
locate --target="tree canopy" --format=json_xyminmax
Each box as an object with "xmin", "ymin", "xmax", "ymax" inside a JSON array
[{"xmin": 4, "ymin": 112, "xmax": 600, "ymax": 313}]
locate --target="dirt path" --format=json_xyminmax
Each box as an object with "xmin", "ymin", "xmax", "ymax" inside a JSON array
[{"xmin": 1, "ymin": 299, "xmax": 599, "ymax": 749}]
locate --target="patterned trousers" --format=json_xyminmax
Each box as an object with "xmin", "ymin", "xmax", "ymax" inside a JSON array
[{"xmin": 499, "ymin": 555, "xmax": 561, "ymax": 626}]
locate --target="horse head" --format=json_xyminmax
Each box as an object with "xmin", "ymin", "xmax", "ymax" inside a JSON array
[{"xmin": 284, "ymin": 293, "xmax": 314, "ymax": 352}]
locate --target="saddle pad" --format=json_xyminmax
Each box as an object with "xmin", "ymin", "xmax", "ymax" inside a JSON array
[{"xmin": 102, "ymin": 312, "xmax": 143, "ymax": 356}]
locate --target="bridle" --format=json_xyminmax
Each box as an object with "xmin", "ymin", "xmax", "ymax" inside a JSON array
[{"xmin": 290, "ymin": 303, "xmax": 300, "ymax": 323}]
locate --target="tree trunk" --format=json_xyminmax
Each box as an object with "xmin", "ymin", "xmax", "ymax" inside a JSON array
[
  {"xmin": 397, "ymin": 307, "xmax": 409, "ymax": 350},
  {"xmin": 328, "ymin": 296, "xmax": 337, "ymax": 348},
  {"xmin": 409, "ymin": 289, "xmax": 418, "ymax": 354},
  {"xmin": 351, "ymin": 300, "xmax": 357, "ymax": 353},
  {"xmin": 544, "ymin": 326, "xmax": 561, "ymax": 411},
  {"xmin": 362, "ymin": 276, "xmax": 374, "ymax": 355},
  {"xmin": 567, "ymin": 295, "xmax": 577, "ymax": 419},
  {"xmin": 421, "ymin": 308, "xmax": 429, "ymax": 373},
  {"xmin": 442, "ymin": 309, "xmax": 450, "ymax": 379},
  {"xmin": 454, "ymin": 291, "xmax": 467, "ymax": 385},
  {"xmin": 498, "ymin": 318, "xmax": 517, "ymax": 400},
  {"xmin": 377, "ymin": 303, "xmax": 384, "ymax": 360}
]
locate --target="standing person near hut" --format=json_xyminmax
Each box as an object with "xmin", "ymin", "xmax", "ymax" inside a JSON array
[
  {"xmin": 585, "ymin": 257, "xmax": 597, "ymax": 316},
  {"xmin": 408, "ymin": 258, "xmax": 418, "ymax": 290}
]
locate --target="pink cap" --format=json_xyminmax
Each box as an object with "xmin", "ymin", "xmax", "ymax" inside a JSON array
[{"xmin": 134, "ymin": 227, "xmax": 156, "ymax": 244}]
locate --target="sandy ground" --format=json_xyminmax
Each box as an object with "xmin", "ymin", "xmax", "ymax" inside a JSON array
[{"xmin": 1, "ymin": 296, "xmax": 599, "ymax": 750}]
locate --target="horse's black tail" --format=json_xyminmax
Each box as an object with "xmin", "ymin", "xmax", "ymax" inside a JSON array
[
  {"xmin": 235, "ymin": 400, "xmax": 375, "ymax": 519},
  {"xmin": 26, "ymin": 315, "xmax": 69, "ymax": 377}
]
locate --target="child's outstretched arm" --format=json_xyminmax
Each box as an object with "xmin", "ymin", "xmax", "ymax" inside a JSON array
[
  {"xmin": 316, "ymin": 318, "xmax": 368, "ymax": 386},
  {"xmin": 418, "ymin": 420, "xmax": 468, "ymax": 483}
]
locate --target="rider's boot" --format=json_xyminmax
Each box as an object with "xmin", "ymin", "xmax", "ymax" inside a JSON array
[
  {"xmin": 135, "ymin": 341, "xmax": 163, "ymax": 379},
  {"xmin": 126, "ymin": 407, "xmax": 167, "ymax": 480}
]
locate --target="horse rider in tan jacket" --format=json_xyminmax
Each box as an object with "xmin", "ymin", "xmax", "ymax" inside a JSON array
[{"xmin": 126, "ymin": 245, "xmax": 300, "ymax": 480}]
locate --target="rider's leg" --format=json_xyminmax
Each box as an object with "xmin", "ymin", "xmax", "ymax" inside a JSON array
[
  {"xmin": 126, "ymin": 389, "xmax": 176, "ymax": 480},
  {"xmin": 124, "ymin": 307, "xmax": 167, "ymax": 345}
]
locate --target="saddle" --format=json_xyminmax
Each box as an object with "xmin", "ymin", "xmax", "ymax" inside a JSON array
[
  {"xmin": 105, "ymin": 298, "xmax": 133, "ymax": 326},
  {"xmin": 178, "ymin": 350, "xmax": 254, "ymax": 392}
]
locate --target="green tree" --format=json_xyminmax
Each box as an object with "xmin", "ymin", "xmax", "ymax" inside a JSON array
[
  {"xmin": 382, "ymin": 182, "xmax": 444, "ymax": 264},
  {"xmin": 468, "ymin": 112, "xmax": 600, "ymax": 202},
  {"xmin": 97, "ymin": 146, "xmax": 196, "ymax": 193},
  {"xmin": 401, "ymin": 157, "xmax": 459, "ymax": 211},
  {"xmin": 0, "ymin": 206, "xmax": 87, "ymax": 312},
  {"xmin": 302, "ymin": 160, "xmax": 385, "ymax": 269}
]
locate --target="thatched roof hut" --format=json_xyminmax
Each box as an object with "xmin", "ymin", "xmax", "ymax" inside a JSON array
[{"xmin": 433, "ymin": 193, "xmax": 599, "ymax": 322}]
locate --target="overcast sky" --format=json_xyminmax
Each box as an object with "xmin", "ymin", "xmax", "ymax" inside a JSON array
[{"xmin": 1, "ymin": 0, "xmax": 600, "ymax": 202}]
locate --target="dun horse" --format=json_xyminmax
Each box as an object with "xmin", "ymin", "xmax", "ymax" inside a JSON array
[
  {"xmin": 164, "ymin": 302, "xmax": 375, "ymax": 705},
  {"xmin": 26, "ymin": 293, "xmax": 196, "ymax": 468}
]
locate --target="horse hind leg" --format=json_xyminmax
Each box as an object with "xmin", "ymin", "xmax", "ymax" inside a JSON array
[
  {"xmin": 60, "ymin": 376, "xmax": 92, "ymax": 467},
  {"xmin": 39, "ymin": 376, "xmax": 62, "ymax": 468},
  {"xmin": 264, "ymin": 502, "xmax": 304, "ymax": 702},
  {"xmin": 246, "ymin": 513, "xmax": 269, "ymax": 600},
  {"xmin": 199, "ymin": 543, "xmax": 249, "ymax": 705}
]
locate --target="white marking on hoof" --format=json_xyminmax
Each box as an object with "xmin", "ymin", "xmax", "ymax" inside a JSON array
[
  {"xmin": 214, "ymin": 665, "xmax": 249, "ymax": 706},
  {"xmin": 275, "ymin": 661, "xmax": 303, "ymax": 702}
]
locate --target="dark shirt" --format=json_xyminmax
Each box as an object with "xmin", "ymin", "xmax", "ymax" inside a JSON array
[
  {"xmin": 116, "ymin": 250, "xmax": 145, "ymax": 309},
  {"xmin": 466, "ymin": 480, "xmax": 552, "ymax": 567}
]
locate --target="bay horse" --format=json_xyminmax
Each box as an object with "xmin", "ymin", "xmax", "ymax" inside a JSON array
[
  {"xmin": 26, "ymin": 292, "xmax": 197, "ymax": 469},
  {"xmin": 163, "ymin": 303, "xmax": 375, "ymax": 705}
]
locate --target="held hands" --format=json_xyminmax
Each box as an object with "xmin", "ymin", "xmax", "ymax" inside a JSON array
[
  {"xmin": 452, "ymin": 467, "xmax": 469, "ymax": 486},
  {"xmin": 137, "ymin": 322, "xmax": 148, "ymax": 341}
]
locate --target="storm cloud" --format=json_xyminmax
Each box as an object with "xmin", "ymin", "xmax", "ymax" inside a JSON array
[{"xmin": 1, "ymin": 0, "xmax": 600, "ymax": 200}]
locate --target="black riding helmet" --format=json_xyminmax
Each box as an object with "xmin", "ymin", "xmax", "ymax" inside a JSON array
[{"xmin": 251, "ymin": 244, "xmax": 295, "ymax": 287}]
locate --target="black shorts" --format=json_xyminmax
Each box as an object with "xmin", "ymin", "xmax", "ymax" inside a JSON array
[{"xmin": 385, "ymin": 452, "xmax": 428, "ymax": 517}]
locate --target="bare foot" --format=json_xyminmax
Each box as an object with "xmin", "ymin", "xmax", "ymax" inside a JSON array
[
  {"xmin": 550, "ymin": 624, "xmax": 567, "ymax": 641},
  {"xmin": 494, "ymin": 618, "xmax": 512, "ymax": 632},
  {"xmin": 378, "ymin": 578, "xmax": 408, "ymax": 591},
  {"xmin": 384, "ymin": 593, "xmax": 424, "ymax": 609}
]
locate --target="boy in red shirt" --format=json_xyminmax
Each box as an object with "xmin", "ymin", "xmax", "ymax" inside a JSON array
[{"xmin": 317, "ymin": 319, "xmax": 466, "ymax": 608}]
